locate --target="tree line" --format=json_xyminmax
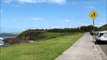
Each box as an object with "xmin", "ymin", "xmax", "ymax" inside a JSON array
[
  {"xmin": 17, "ymin": 24, "xmax": 107, "ymax": 40},
  {"xmin": 26, "ymin": 24, "xmax": 106, "ymax": 33}
]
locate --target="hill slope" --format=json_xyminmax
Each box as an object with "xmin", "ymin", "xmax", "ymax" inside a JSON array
[
  {"xmin": 100, "ymin": 24, "xmax": 107, "ymax": 30},
  {"xmin": 0, "ymin": 33, "xmax": 83, "ymax": 60}
]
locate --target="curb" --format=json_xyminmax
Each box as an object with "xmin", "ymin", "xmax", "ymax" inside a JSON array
[
  {"xmin": 92, "ymin": 43, "xmax": 102, "ymax": 60},
  {"xmin": 91, "ymin": 35, "xmax": 107, "ymax": 60},
  {"xmin": 95, "ymin": 44, "xmax": 107, "ymax": 60}
]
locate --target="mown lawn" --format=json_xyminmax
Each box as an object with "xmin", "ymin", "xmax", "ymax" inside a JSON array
[{"xmin": 0, "ymin": 33, "xmax": 83, "ymax": 60}]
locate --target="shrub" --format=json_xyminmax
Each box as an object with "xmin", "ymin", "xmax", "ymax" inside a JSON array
[
  {"xmin": 17, "ymin": 29, "xmax": 46, "ymax": 41},
  {"xmin": 3, "ymin": 38, "xmax": 29, "ymax": 45}
]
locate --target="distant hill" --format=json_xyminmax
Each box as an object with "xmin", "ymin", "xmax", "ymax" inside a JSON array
[{"xmin": 99, "ymin": 24, "xmax": 107, "ymax": 30}]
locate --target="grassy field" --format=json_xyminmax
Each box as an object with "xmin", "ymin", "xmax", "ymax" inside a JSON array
[
  {"xmin": 44, "ymin": 32, "xmax": 72, "ymax": 39},
  {"xmin": 0, "ymin": 33, "xmax": 83, "ymax": 60}
]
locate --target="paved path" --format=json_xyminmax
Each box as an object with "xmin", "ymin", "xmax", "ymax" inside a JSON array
[{"xmin": 56, "ymin": 33, "xmax": 102, "ymax": 60}]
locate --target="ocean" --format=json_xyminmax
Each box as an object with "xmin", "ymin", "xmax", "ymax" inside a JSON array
[{"xmin": 0, "ymin": 33, "xmax": 18, "ymax": 38}]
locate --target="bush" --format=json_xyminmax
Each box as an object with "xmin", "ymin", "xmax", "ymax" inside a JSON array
[
  {"xmin": 3, "ymin": 38, "xmax": 29, "ymax": 45},
  {"xmin": 17, "ymin": 29, "xmax": 46, "ymax": 41}
]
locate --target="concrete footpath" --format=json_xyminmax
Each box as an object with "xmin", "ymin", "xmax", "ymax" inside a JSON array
[{"xmin": 56, "ymin": 33, "xmax": 106, "ymax": 60}]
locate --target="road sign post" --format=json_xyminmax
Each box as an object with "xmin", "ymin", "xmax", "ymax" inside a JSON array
[
  {"xmin": 93, "ymin": 19, "xmax": 94, "ymax": 30},
  {"xmin": 89, "ymin": 11, "xmax": 98, "ymax": 30}
]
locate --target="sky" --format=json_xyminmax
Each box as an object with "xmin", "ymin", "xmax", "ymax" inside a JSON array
[{"xmin": 0, "ymin": 0, "xmax": 107, "ymax": 32}]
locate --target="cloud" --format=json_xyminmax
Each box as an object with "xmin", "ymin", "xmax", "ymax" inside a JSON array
[
  {"xmin": 84, "ymin": 5, "xmax": 96, "ymax": 10},
  {"xmin": 17, "ymin": 0, "xmax": 46, "ymax": 3},
  {"xmin": 14, "ymin": 4, "xmax": 21, "ymax": 7},
  {"xmin": 48, "ymin": 0, "xmax": 66, "ymax": 4},
  {"xmin": 89, "ymin": 6, "xmax": 95, "ymax": 9},
  {"xmin": 3, "ymin": 0, "xmax": 67, "ymax": 4},
  {"xmin": 64, "ymin": 19, "xmax": 70, "ymax": 23},
  {"xmin": 3, "ymin": 0, "xmax": 13, "ymax": 3},
  {"xmin": 50, "ymin": 25, "xmax": 64, "ymax": 29},
  {"xmin": 32, "ymin": 17, "xmax": 43, "ymax": 21},
  {"xmin": 95, "ymin": 22, "xmax": 106, "ymax": 27},
  {"xmin": 84, "ymin": 2, "xmax": 96, "ymax": 9},
  {"xmin": 50, "ymin": 26, "xmax": 60, "ymax": 28},
  {"xmin": 85, "ymin": 2, "xmax": 94, "ymax": 5}
]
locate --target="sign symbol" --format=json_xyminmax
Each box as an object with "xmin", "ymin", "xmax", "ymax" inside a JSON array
[
  {"xmin": 89, "ymin": 11, "xmax": 98, "ymax": 20},
  {"xmin": 93, "ymin": 13, "xmax": 95, "ymax": 16}
]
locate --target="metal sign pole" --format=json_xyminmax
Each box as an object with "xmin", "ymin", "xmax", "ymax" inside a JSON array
[
  {"xmin": 89, "ymin": 11, "xmax": 98, "ymax": 42},
  {"xmin": 93, "ymin": 19, "xmax": 94, "ymax": 31}
]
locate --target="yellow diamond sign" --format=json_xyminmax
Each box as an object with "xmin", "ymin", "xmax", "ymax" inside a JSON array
[{"xmin": 89, "ymin": 11, "xmax": 98, "ymax": 20}]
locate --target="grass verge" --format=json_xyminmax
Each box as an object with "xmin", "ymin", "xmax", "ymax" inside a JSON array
[{"xmin": 0, "ymin": 33, "xmax": 83, "ymax": 60}]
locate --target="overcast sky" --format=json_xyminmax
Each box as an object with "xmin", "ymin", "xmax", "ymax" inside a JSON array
[{"xmin": 0, "ymin": 0, "xmax": 107, "ymax": 32}]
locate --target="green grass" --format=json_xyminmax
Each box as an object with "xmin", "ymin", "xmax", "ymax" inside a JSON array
[
  {"xmin": 0, "ymin": 33, "xmax": 83, "ymax": 60},
  {"xmin": 44, "ymin": 32, "xmax": 70, "ymax": 39}
]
